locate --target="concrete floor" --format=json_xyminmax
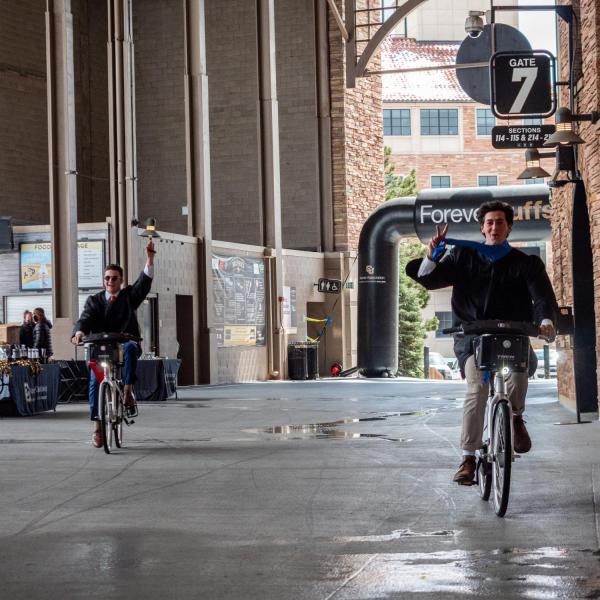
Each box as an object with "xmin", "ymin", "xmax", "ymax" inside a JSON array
[{"xmin": 1, "ymin": 378, "xmax": 600, "ymax": 599}]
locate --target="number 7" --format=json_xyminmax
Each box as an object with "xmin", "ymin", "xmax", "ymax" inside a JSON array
[{"xmin": 510, "ymin": 67, "xmax": 538, "ymax": 113}]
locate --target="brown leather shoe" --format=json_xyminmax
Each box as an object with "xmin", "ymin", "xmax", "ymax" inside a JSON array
[
  {"xmin": 92, "ymin": 430, "xmax": 103, "ymax": 448},
  {"xmin": 453, "ymin": 456, "xmax": 476, "ymax": 485},
  {"xmin": 513, "ymin": 415, "xmax": 532, "ymax": 454}
]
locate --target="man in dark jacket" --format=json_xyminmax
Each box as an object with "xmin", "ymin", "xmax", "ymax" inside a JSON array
[
  {"xmin": 71, "ymin": 240, "xmax": 155, "ymax": 448},
  {"xmin": 406, "ymin": 201, "xmax": 558, "ymax": 485}
]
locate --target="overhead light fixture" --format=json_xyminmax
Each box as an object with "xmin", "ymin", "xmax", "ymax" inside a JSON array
[
  {"xmin": 464, "ymin": 10, "xmax": 485, "ymax": 38},
  {"xmin": 139, "ymin": 217, "xmax": 161, "ymax": 239},
  {"xmin": 517, "ymin": 148, "xmax": 553, "ymax": 180},
  {"xmin": 544, "ymin": 107, "xmax": 599, "ymax": 147}
]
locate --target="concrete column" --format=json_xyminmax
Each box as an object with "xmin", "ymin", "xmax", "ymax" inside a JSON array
[
  {"xmin": 107, "ymin": 0, "xmax": 135, "ymax": 278},
  {"xmin": 257, "ymin": 0, "xmax": 285, "ymax": 379},
  {"xmin": 46, "ymin": 0, "xmax": 78, "ymax": 329},
  {"xmin": 184, "ymin": 0, "xmax": 217, "ymax": 383}
]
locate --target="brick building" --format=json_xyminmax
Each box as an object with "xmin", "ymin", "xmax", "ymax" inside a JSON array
[{"xmin": 383, "ymin": 36, "xmax": 552, "ymax": 357}]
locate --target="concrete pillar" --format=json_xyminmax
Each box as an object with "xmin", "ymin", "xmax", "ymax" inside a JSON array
[
  {"xmin": 183, "ymin": 0, "xmax": 217, "ymax": 383},
  {"xmin": 257, "ymin": 0, "xmax": 285, "ymax": 379},
  {"xmin": 46, "ymin": 0, "xmax": 78, "ymax": 350},
  {"xmin": 107, "ymin": 0, "xmax": 136, "ymax": 278}
]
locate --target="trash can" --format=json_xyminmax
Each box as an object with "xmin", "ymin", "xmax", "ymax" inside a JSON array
[
  {"xmin": 288, "ymin": 343, "xmax": 308, "ymax": 380},
  {"xmin": 306, "ymin": 342, "xmax": 319, "ymax": 380}
]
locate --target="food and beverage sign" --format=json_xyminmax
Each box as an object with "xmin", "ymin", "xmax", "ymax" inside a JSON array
[{"xmin": 20, "ymin": 240, "xmax": 104, "ymax": 290}]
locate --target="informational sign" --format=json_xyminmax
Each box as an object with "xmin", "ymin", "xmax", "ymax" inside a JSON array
[
  {"xmin": 490, "ymin": 50, "xmax": 555, "ymax": 119},
  {"xmin": 77, "ymin": 240, "xmax": 104, "ymax": 288},
  {"xmin": 212, "ymin": 254, "xmax": 266, "ymax": 348},
  {"xmin": 20, "ymin": 241, "xmax": 105, "ymax": 290},
  {"xmin": 491, "ymin": 124, "xmax": 556, "ymax": 149},
  {"xmin": 317, "ymin": 278, "xmax": 341, "ymax": 294}
]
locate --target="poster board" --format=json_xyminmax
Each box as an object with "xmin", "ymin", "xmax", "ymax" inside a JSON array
[
  {"xmin": 20, "ymin": 241, "xmax": 105, "ymax": 290},
  {"xmin": 212, "ymin": 254, "xmax": 266, "ymax": 348}
]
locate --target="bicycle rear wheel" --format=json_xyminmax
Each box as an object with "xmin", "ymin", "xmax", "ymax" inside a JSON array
[
  {"xmin": 491, "ymin": 401, "xmax": 512, "ymax": 517},
  {"xmin": 113, "ymin": 390, "xmax": 124, "ymax": 448},
  {"xmin": 99, "ymin": 383, "xmax": 113, "ymax": 454}
]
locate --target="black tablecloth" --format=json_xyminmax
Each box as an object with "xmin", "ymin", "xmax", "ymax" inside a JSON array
[
  {"xmin": 134, "ymin": 359, "xmax": 181, "ymax": 402},
  {"xmin": 0, "ymin": 364, "xmax": 61, "ymax": 416}
]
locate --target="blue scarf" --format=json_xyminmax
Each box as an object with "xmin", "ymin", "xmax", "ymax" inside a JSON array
[{"xmin": 433, "ymin": 238, "xmax": 512, "ymax": 262}]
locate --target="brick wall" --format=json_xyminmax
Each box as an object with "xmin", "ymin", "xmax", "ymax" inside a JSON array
[
  {"xmin": 206, "ymin": 0, "xmax": 262, "ymax": 245},
  {"xmin": 329, "ymin": 0, "xmax": 385, "ymax": 252},
  {"xmin": 133, "ymin": 0, "xmax": 188, "ymax": 235},
  {"xmin": 276, "ymin": 0, "xmax": 321, "ymax": 251},
  {"xmin": 0, "ymin": 1, "xmax": 48, "ymax": 225},
  {"xmin": 387, "ymin": 105, "xmax": 553, "ymax": 189}
]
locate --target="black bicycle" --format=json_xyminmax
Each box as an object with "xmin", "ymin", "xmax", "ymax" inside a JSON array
[{"xmin": 443, "ymin": 320, "xmax": 541, "ymax": 517}]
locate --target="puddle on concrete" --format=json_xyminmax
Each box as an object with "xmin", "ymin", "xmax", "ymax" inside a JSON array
[
  {"xmin": 335, "ymin": 529, "xmax": 460, "ymax": 543},
  {"xmin": 243, "ymin": 413, "xmax": 424, "ymax": 441}
]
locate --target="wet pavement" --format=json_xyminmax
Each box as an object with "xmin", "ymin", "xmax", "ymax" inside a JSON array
[{"xmin": 1, "ymin": 378, "xmax": 600, "ymax": 599}]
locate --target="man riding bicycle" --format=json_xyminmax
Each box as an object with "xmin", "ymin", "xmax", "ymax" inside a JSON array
[
  {"xmin": 406, "ymin": 201, "xmax": 558, "ymax": 485},
  {"xmin": 71, "ymin": 240, "xmax": 156, "ymax": 448}
]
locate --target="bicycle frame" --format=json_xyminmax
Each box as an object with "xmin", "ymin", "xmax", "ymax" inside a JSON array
[
  {"xmin": 97, "ymin": 362, "xmax": 124, "ymax": 424},
  {"xmin": 480, "ymin": 370, "xmax": 514, "ymax": 466}
]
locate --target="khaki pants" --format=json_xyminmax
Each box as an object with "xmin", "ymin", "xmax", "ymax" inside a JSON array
[{"xmin": 461, "ymin": 355, "xmax": 529, "ymax": 452}]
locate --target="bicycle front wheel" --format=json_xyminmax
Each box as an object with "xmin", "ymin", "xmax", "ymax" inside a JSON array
[
  {"xmin": 99, "ymin": 383, "xmax": 113, "ymax": 454},
  {"xmin": 491, "ymin": 401, "xmax": 512, "ymax": 517},
  {"xmin": 477, "ymin": 444, "xmax": 492, "ymax": 501}
]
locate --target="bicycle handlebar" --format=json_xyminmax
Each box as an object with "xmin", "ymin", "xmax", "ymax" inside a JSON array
[
  {"xmin": 80, "ymin": 332, "xmax": 142, "ymax": 344},
  {"xmin": 442, "ymin": 320, "xmax": 541, "ymax": 338}
]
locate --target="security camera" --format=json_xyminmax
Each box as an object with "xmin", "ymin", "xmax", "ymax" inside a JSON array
[{"xmin": 465, "ymin": 11, "xmax": 485, "ymax": 39}]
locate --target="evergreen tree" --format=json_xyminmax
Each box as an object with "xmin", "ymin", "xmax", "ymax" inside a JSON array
[
  {"xmin": 384, "ymin": 146, "xmax": 416, "ymax": 200},
  {"xmin": 397, "ymin": 243, "xmax": 439, "ymax": 377}
]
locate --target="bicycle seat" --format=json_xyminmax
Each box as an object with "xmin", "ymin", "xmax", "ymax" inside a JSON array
[{"xmin": 82, "ymin": 332, "xmax": 142, "ymax": 344}]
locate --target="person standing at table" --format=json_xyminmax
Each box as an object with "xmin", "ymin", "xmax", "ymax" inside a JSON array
[
  {"xmin": 71, "ymin": 240, "xmax": 156, "ymax": 448},
  {"xmin": 19, "ymin": 310, "xmax": 34, "ymax": 349},
  {"xmin": 32, "ymin": 307, "xmax": 53, "ymax": 360}
]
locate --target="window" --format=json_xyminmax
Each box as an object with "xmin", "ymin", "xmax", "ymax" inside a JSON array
[
  {"xmin": 383, "ymin": 109, "xmax": 411, "ymax": 135},
  {"xmin": 431, "ymin": 175, "xmax": 451, "ymax": 188},
  {"xmin": 381, "ymin": 0, "xmax": 398, "ymax": 21},
  {"xmin": 523, "ymin": 117, "xmax": 543, "ymax": 125},
  {"xmin": 476, "ymin": 108, "xmax": 495, "ymax": 135},
  {"xmin": 420, "ymin": 109, "xmax": 458, "ymax": 135},
  {"xmin": 435, "ymin": 311, "xmax": 453, "ymax": 337},
  {"xmin": 526, "ymin": 177, "xmax": 545, "ymax": 184},
  {"xmin": 478, "ymin": 175, "xmax": 498, "ymax": 187}
]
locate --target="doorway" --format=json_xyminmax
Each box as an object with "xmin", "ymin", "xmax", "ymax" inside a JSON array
[{"xmin": 176, "ymin": 295, "xmax": 195, "ymax": 385}]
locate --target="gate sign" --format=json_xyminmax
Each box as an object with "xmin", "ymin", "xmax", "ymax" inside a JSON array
[{"xmin": 490, "ymin": 50, "xmax": 556, "ymax": 119}]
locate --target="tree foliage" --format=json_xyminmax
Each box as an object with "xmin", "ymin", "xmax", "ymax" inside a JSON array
[
  {"xmin": 384, "ymin": 146, "xmax": 416, "ymax": 200},
  {"xmin": 397, "ymin": 242, "xmax": 439, "ymax": 378}
]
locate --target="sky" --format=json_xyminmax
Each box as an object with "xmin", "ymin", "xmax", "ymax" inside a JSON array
[{"xmin": 516, "ymin": 0, "xmax": 557, "ymax": 55}]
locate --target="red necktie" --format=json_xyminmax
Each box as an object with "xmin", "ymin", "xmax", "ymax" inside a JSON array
[{"xmin": 109, "ymin": 295, "xmax": 117, "ymax": 303}]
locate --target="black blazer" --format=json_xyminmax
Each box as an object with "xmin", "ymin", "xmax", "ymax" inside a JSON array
[
  {"xmin": 73, "ymin": 271, "xmax": 152, "ymax": 338},
  {"xmin": 406, "ymin": 246, "xmax": 558, "ymax": 372}
]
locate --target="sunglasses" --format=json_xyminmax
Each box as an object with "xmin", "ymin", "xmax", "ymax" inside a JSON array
[{"xmin": 104, "ymin": 275, "xmax": 120, "ymax": 282}]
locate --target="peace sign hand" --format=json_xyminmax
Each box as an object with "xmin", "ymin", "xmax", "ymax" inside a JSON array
[{"xmin": 427, "ymin": 224, "xmax": 449, "ymax": 260}]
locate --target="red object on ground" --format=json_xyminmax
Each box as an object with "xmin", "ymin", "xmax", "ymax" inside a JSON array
[{"xmin": 330, "ymin": 362, "xmax": 342, "ymax": 376}]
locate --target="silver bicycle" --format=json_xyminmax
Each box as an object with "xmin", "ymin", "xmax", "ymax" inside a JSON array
[
  {"xmin": 443, "ymin": 320, "xmax": 541, "ymax": 517},
  {"xmin": 83, "ymin": 333, "xmax": 141, "ymax": 455}
]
